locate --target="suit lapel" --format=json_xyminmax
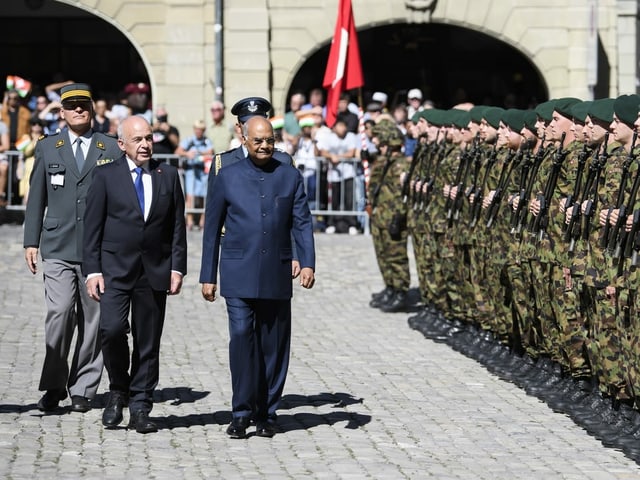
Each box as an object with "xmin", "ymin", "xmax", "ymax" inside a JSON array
[
  {"xmin": 116, "ymin": 157, "xmax": 144, "ymax": 218},
  {"xmin": 148, "ymin": 160, "xmax": 162, "ymax": 220}
]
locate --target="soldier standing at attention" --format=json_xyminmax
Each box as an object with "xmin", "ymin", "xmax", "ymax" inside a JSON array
[
  {"xmin": 23, "ymin": 83, "xmax": 121, "ymax": 412},
  {"xmin": 368, "ymin": 120, "xmax": 411, "ymax": 313}
]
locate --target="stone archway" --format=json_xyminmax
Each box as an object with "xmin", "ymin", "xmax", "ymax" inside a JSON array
[
  {"xmin": 0, "ymin": 1, "xmax": 150, "ymax": 104},
  {"xmin": 284, "ymin": 22, "xmax": 549, "ymax": 112}
]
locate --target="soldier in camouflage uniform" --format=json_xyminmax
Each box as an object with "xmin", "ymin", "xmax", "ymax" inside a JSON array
[
  {"xmin": 579, "ymin": 98, "xmax": 626, "ymax": 401},
  {"xmin": 368, "ymin": 121, "xmax": 411, "ymax": 312},
  {"xmin": 598, "ymin": 94, "xmax": 640, "ymax": 407}
]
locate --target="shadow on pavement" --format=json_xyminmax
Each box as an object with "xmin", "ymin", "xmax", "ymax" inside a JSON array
[{"xmin": 156, "ymin": 391, "xmax": 371, "ymax": 432}]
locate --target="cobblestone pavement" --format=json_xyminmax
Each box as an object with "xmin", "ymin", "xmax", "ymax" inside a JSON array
[{"xmin": 1, "ymin": 223, "xmax": 640, "ymax": 479}]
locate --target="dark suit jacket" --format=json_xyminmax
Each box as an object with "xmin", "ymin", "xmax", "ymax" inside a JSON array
[
  {"xmin": 23, "ymin": 129, "xmax": 121, "ymax": 262},
  {"xmin": 83, "ymin": 156, "xmax": 187, "ymax": 291},
  {"xmin": 199, "ymin": 156, "xmax": 315, "ymax": 299}
]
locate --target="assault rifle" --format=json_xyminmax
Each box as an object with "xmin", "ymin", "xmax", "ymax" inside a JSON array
[
  {"xmin": 446, "ymin": 134, "xmax": 479, "ymax": 228},
  {"xmin": 514, "ymin": 134, "xmax": 547, "ymax": 235},
  {"xmin": 486, "ymin": 146, "xmax": 523, "ymax": 229},
  {"xmin": 606, "ymin": 132, "xmax": 638, "ymax": 255},
  {"xmin": 562, "ymin": 141, "xmax": 590, "ymax": 235},
  {"xmin": 422, "ymin": 136, "xmax": 448, "ymax": 213},
  {"xmin": 401, "ymin": 141, "xmax": 425, "ymax": 205},
  {"xmin": 509, "ymin": 143, "xmax": 534, "ymax": 233},
  {"xmin": 581, "ymin": 133, "xmax": 610, "ymax": 243},
  {"xmin": 531, "ymin": 132, "xmax": 569, "ymax": 240},
  {"xmin": 469, "ymin": 141, "xmax": 498, "ymax": 228}
]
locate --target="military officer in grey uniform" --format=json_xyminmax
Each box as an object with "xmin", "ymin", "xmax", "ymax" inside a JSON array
[{"xmin": 23, "ymin": 83, "xmax": 121, "ymax": 413}]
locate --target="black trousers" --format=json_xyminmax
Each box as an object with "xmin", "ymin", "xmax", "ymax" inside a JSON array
[{"xmin": 99, "ymin": 267, "xmax": 167, "ymax": 413}]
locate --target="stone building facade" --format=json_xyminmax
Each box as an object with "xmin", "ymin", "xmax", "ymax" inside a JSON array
[{"xmin": 12, "ymin": 0, "xmax": 640, "ymax": 134}]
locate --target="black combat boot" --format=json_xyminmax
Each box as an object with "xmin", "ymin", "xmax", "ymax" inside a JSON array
[
  {"xmin": 370, "ymin": 286, "xmax": 394, "ymax": 308},
  {"xmin": 380, "ymin": 290, "xmax": 408, "ymax": 313}
]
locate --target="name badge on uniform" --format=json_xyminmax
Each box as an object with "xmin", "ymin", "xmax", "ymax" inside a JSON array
[{"xmin": 51, "ymin": 174, "xmax": 64, "ymax": 187}]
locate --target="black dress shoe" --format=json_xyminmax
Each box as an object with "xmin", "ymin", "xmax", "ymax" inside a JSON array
[
  {"xmin": 256, "ymin": 420, "xmax": 278, "ymax": 438},
  {"xmin": 226, "ymin": 416, "xmax": 250, "ymax": 439},
  {"xmin": 70, "ymin": 395, "xmax": 91, "ymax": 413},
  {"xmin": 102, "ymin": 391, "xmax": 128, "ymax": 428},
  {"xmin": 128, "ymin": 410, "xmax": 158, "ymax": 434},
  {"xmin": 37, "ymin": 390, "xmax": 67, "ymax": 412}
]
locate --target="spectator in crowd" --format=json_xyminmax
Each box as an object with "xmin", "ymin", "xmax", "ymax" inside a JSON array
[
  {"xmin": 209, "ymin": 100, "xmax": 233, "ymax": 154},
  {"xmin": 92, "ymin": 99, "xmax": 110, "ymax": 134},
  {"xmin": 364, "ymin": 102, "xmax": 383, "ymax": 122},
  {"xmin": 284, "ymin": 92, "xmax": 305, "ymax": 144},
  {"xmin": 372, "ymin": 91, "xmax": 389, "ymax": 112},
  {"xmin": 299, "ymin": 88, "xmax": 326, "ymax": 121},
  {"xmin": 83, "ymin": 115, "xmax": 186, "ymax": 434},
  {"xmin": 123, "ymin": 82, "xmax": 152, "ymax": 123},
  {"xmin": 17, "ymin": 117, "xmax": 45, "ymax": 205},
  {"xmin": 362, "ymin": 119, "xmax": 378, "ymax": 156},
  {"xmin": 0, "ymin": 118, "xmax": 10, "ymax": 207},
  {"xmin": 392, "ymin": 103, "xmax": 408, "ymax": 134},
  {"xmin": 151, "ymin": 106, "xmax": 180, "ymax": 155},
  {"xmin": 2, "ymin": 89, "xmax": 31, "ymax": 149},
  {"xmin": 270, "ymin": 116, "xmax": 292, "ymax": 154},
  {"xmin": 36, "ymin": 96, "xmax": 64, "ymax": 135},
  {"xmin": 293, "ymin": 115, "xmax": 320, "ymax": 211},
  {"xmin": 406, "ymin": 88, "xmax": 423, "ymax": 118},
  {"xmin": 336, "ymin": 93, "xmax": 360, "ymax": 133},
  {"xmin": 175, "ymin": 119, "xmax": 214, "ymax": 230},
  {"xmin": 23, "ymin": 83, "xmax": 121, "ymax": 413},
  {"xmin": 317, "ymin": 118, "xmax": 360, "ymax": 235},
  {"xmin": 44, "ymin": 78, "xmax": 74, "ymax": 104}
]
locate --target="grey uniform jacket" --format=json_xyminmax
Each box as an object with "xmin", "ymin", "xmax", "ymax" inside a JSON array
[{"xmin": 23, "ymin": 129, "xmax": 121, "ymax": 263}]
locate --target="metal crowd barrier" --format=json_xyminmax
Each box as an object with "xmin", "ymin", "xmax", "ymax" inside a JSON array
[
  {"xmin": 293, "ymin": 155, "xmax": 369, "ymax": 233},
  {"xmin": 2, "ymin": 151, "xmax": 369, "ymax": 233}
]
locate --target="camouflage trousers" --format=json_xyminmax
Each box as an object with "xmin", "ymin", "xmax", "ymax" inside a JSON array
[
  {"xmin": 371, "ymin": 221, "xmax": 410, "ymax": 292},
  {"xmin": 483, "ymin": 238, "xmax": 512, "ymax": 343},
  {"xmin": 615, "ymin": 283, "xmax": 638, "ymax": 403},
  {"xmin": 452, "ymin": 241, "xmax": 478, "ymax": 324},
  {"xmin": 506, "ymin": 259, "xmax": 536, "ymax": 356},
  {"xmin": 423, "ymin": 231, "xmax": 457, "ymax": 314},
  {"xmin": 408, "ymin": 219, "xmax": 432, "ymax": 305},
  {"xmin": 468, "ymin": 235, "xmax": 496, "ymax": 330},
  {"xmin": 583, "ymin": 285, "xmax": 631, "ymax": 399},
  {"xmin": 551, "ymin": 267, "xmax": 589, "ymax": 376},
  {"xmin": 530, "ymin": 261, "xmax": 563, "ymax": 364}
]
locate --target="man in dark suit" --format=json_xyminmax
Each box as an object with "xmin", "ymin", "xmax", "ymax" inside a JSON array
[
  {"xmin": 83, "ymin": 115, "xmax": 187, "ymax": 434},
  {"xmin": 200, "ymin": 116, "xmax": 316, "ymax": 439},
  {"xmin": 23, "ymin": 83, "xmax": 121, "ymax": 413}
]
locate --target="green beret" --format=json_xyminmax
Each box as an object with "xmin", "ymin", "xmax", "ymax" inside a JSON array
[
  {"xmin": 502, "ymin": 109, "xmax": 525, "ymax": 132},
  {"xmin": 451, "ymin": 109, "xmax": 471, "ymax": 129},
  {"xmin": 411, "ymin": 111, "xmax": 422, "ymax": 123},
  {"xmin": 483, "ymin": 107, "xmax": 504, "ymax": 129},
  {"xmin": 553, "ymin": 97, "xmax": 581, "ymax": 119},
  {"xmin": 535, "ymin": 100, "xmax": 556, "ymax": 122},
  {"xmin": 613, "ymin": 94, "xmax": 640, "ymax": 126},
  {"xmin": 570, "ymin": 101, "xmax": 592, "ymax": 123},
  {"xmin": 523, "ymin": 110, "xmax": 537, "ymax": 131},
  {"xmin": 423, "ymin": 109, "xmax": 445, "ymax": 127},
  {"xmin": 588, "ymin": 98, "xmax": 615, "ymax": 123},
  {"xmin": 469, "ymin": 105, "xmax": 487, "ymax": 124}
]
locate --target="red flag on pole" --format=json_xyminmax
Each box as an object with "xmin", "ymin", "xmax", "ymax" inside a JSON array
[{"xmin": 322, "ymin": 0, "xmax": 364, "ymax": 128}]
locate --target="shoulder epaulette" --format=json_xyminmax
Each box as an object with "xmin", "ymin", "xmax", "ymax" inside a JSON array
[
  {"xmin": 96, "ymin": 158, "xmax": 114, "ymax": 166},
  {"xmin": 215, "ymin": 153, "xmax": 222, "ymax": 175}
]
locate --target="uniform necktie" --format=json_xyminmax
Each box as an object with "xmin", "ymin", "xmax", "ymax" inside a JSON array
[
  {"xmin": 75, "ymin": 138, "xmax": 85, "ymax": 170},
  {"xmin": 134, "ymin": 167, "xmax": 145, "ymax": 215}
]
